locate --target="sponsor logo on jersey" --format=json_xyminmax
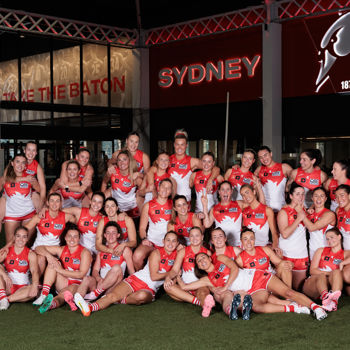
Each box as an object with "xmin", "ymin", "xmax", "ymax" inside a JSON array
[
  {"xmin": 333, "ymin": 258, "xmax": 342, "ymax": 265},
  {"xmin": 272, "ymin": 171, "xmax": 281, "ymax": 176},
  {"xmin": 258, "ymin": 257, "xmax": 267, "ymax": 265},
  {"xmin": 54, "ymin": 224, "xmax": 63, "ymax": 230},
  {"xmin": 111, "ymin": 255, "xmax": 121, "ymax": 261},
  {"xmin": 93, "ymin": 221, "xmax": 99, "ymax": 228},
  {"xmin": 123, "ymin": 181, "xmax": 131, "ymax": 187},
  {"xmin": 243, "ymin": 178, "xmax": 252, "ymax": 184},
  {"xmin": 165, "ymin": 209, "xmax": 172, "ymax": 215},
  {"xmin": 168, "ymin": 259, "xmax": 175, "ymax": 266},
  {"xmin": 122, "ymin": 228, "xmax": 127, "ymax": 233},
  {"xmin": 72, "ymin": 258, "xmax": 80, "ymax": 264},
  {"xmin": 26, "ymin": 170, "xmax": 35, "ymax": 175},
  {"xmin": 345, "ymin": 218, "xmax": 350, "ymax": 225},
  {"xmin": 136, "ymin": 161, "xmax": 141, "ymax": 168},
  {"xmin": 84, "ymin": 221, "xmax": 89, "ymax": 226},
  {"xmin": 19, "ymin": 260, "xmax": 28, "ymax": 266},
  {"xmin": 229, "ymin": 208, "xmax": 238, "ymax": 213},
  {"xmin": 179, "ymin": 164, "xmax": 188, "ymax": 170},
  {"xmin": 309, "ymin": 179, "xmax": 319, "ymax": 186},
  {"xmin": 218, "ymin": 263, "xmax": 226, "ymax": 272},
  {"xmin": 255, "ymin": 213, "xmax": 265, "ymax": 219}
]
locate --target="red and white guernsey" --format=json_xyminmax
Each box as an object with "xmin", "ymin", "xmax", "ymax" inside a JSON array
[
  {"xmin": 133, "ymin": 149, "xmax": 144, "ymax": 173},
  {"xmin": 294, "ymin": 168, "xmax": 322, "ymax": 208},
  {"xmin": 211, "ymin": 246, "xmax": 238, "ymax": 264},
  {"xmin": 318, "ymin": 247, "xmax": 344, "ymax": 272},
  {"xmin": 168, "ymin": 154, "xmax": 192, "ymax": 202},
  {"xmin": 60, "ymin": 187, "xmax": 84, "ymax": 209},
  {"xmin": 193, "ymin": 170, "xmax": 219, "ymax": 213},
  {"xmin": 213, "ymin": 201, "xmax": 242, "ymax": 247},
  {"xmin": 78, "ymin": 208, "xmax": 103, "ymax": 255},
  {"xmin": 147, "ymin": 199, "xmax": 173, "ymax": 247},
  {"xmin": 110, "ymin": 167, "xmax": 137, "ymax": 212},
  {"xmin": 102, "ymin": 216, "xmax": 129, "ymax": 243},
  {"xmin": 78, "ymin": 166, "xmax": 87, "ymax": 181},
  {"xmin": 239, "ymin": 246, "xmax": 270, "ymax": 271},
  {"xmin": 24, "ymin": 159, "xmax": 39, "ymax": 177},
  {"xmin": 337, "ymin": 207, "xmax": 350, "ymax": 249},
  {"xmin": 308, "ymin": 208, "xmax": 334, "ymax": 259},
  {"xmin": 99, "ymin": 242, "xmax": 126, "ymax": 278},
  {"xmin": 4, "ymin": 180, "xmax": 35, "ymax": 220},
  {"xmin": 182, "ymin": 246, "xmax": 209, "ymax": 284},
  {"xmin": 242, "ymin": 203, "xmax": 270, "ymax": 246},
  {"xmin": 227, "ymin": 168, "xmax": 254, "ymax": 201},
  {"xmin": 4, "ymin": 246, "xmax": 31, "ymax": 286},
  {"xmin": 174, "ymin": 212, "xmax": 195, "ymax": 246},
  {"xmin": 60, "ymin": 245, "xmax": 86, "ymax": 284},
  {"xmin": 278, "ymin": 207, "xmax": 308, "ymax": 259},
  {"xmin": 258, "ymin": 163, "xmax": 286, "ymax": 211},
  {"xmin": 32, "ymin": 211, "xmax": 66, "ymax": 249},
  {"xmin": 328, "ymin": 178, "xmax": 350, "ymax": 211},
  {"xmin": 144, "ymin": 172, "xmax": 170, "ymax": 203},
  {"xmin": 132, "ymin": 247, "xmax": 177, "ymax": 292}
]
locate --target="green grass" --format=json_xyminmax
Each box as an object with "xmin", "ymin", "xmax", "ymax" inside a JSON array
[{"xmin": 1, "ymin": 293, "xmax": 350, "ymax": 350}]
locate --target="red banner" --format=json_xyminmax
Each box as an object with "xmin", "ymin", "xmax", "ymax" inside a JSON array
[{"xmin": 150, "ymin": 27, "xmax": 262, "ymax": 109}]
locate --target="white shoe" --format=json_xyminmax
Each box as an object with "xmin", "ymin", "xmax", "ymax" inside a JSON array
[
  {"xmin": 74, "ymin": 293, "xmax": 91, "ymax": 317},
  {"xmin": 0, "ymin": 298, "xmax": 9, "ymax": 310},
  {"xmin": 314, "ymin": 307, "xmax": 327, "ymax": 320},
  {"xmin": 290, "ymin": 302, "xmax": 310, "ymax": 314},
  {"xmin": 33, "ymin": 294, "xmax": 46, "ymax": 306},
  {"xmin": 84, "ymin": 292, "xmax": 98, "ymax": 301}
]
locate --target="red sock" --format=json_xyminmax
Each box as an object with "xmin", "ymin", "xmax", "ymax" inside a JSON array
[
  {"xmin": 224, "ymin": 306, "xmax": 231, "ymax": 315},
  {"xmin": 0, "ymin": 289, "xmax": 7, "ymax": 301},
  {"xmin": 320, "ymin": 290, "xmax": 328, "ymax": 300},
  {"xmin": 90, "ymin": 302, "xmax": 100, "ymax": 312},
  {"xmin": 120, "ymin": 297, "xmax": 127, "ymax": 304},
  {"xmin": 42, "ymin": 284, "xmax": 51, "ymax": 296},
  {"xmin": 310, "ymin": 302, "xmax": 321, "ymax": 311},
  {"xmin": 93, "ymin": 288, "xmax": 105, "ymax": 297},
  {"xmin": 192, "ymin": 297, "xmax": 201, "ymax": 306}
]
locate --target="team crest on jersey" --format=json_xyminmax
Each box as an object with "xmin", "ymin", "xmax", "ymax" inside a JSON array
[
  {"xmin": 54, "ymin": 224, "xmax": 63, "ymax": 230},
  {"xmin": 26, "ymin": 169, "xmax": 35, "ymax": 175},
  {"xmin": 324, "ymin": 256, "xmax": 330, "ymax": 261},
  {"xmin": 165, "ymin": 209, "xmax": 172, "ymax": 215},
  {"xmin": 189, "ymin": 258, "xmax": 194, "ymax": 263},
  {"xmin": 243, "ymin": 178, "xmax": 252, "ymax": 184},
  {"xmin": 161, "ymin": 259, "xmax": 166, "ymax": 264},
  {"xmin": 123, "ymin": 181, "xmax": 131, "ymax": 187},
  {"xmin": 293, "ymin": 215, "xmax": 297, "ymax": 220},
  {"xmin": 229, "ymin": 208, "xmax": 238, "ymax": 213},
  {"xmin": 310, "ymin": 179, "xmax": 319, "ymax": 185},
  {"xmin": 301, "ymin": 178, "xmax": 306, "ymax": 183},
  {"xmin": 171, "ymin": 164, "xmax": 176, "ymax": 168},
  {"xmin": 250, "ymin": 262, "xmax": 256, "ymax": 267},
  {"xmin": 179, "ymin": 164, "xmax": 187, "ymax": 170},
  {"xmin": 72, "ymin": 258, "xmax": 80, "ymax": 264},
  {"xmin": 114, "ymin": 179, "xmax": 120, "ymax": 184},
  {"xmin": 19, "ymin": 260, "xmax": 28, "ymax": 266},
  {"xmin": 44, "ymin": 223, "xmax": 50, "ymax": 228},
  {"xmin": 9, "ymin": 260, "xmax": 15, "ymax": 265},
  {"xmin": 333, "ymin": 258, "xmax": 342, "ymax": 265},
  {"xmin": 65, "ymin": 257, "xmax": 70, "ymax": 262},
  {"xmin": 272, "ymin": 171, "xmax": 281, "ymax": 176},
  {"xmin": 10, "ymin": 183, "xmax": 15, "ymax": 187},
  {"xmin": 103, "ymin": 254, "xmax": 108, "ymax": 259},
  {"xmin": 155, "ymin": 210, "xmax": 160, "ymax": 215},
  {"xmin": 214, "ymin": 273, "xmax": 220, "ymax": 279},
  {"xmin": 258, "ymin": 257, "xmax": 267, "ymax": 265},
  {"xmin": 264, "ymin": 172, "xmax": 268, "ymax": 177},
  {"xmin": 111, "ymin": 255, "xmax": 121, "ymax": 260},
  {"xmin": 235, "ymin": 176, "xmax": 241, "ymax": 180},
  {"xmin": 178, "ymin": 229, "xmax": 183, "ymax": 233},
  {"xmin": 84, "ymin": 221, "xmax": 89, "ymax": 226},
  {"xmin": 247, "ymin": 214, "xmax": 252, "ymax": 218},
  {"xmin": 168, "ymin": 259, "xmax": 175, "ymax": 266},
  {"xmin": 218, "ymin": 263, "xmax": 226, "ymax": 272},
  {"xmin": 200, "ymin": 180, "xmax": 205, "ymax": 184},
  {"xmin": 255, "ymin": 213, "xmax": 265, "ymax": 219}
]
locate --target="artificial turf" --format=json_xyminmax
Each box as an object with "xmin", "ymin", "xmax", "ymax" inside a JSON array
[{"xmin": 1, "ymin": 292, "xmax": 350, "ymax": 350}]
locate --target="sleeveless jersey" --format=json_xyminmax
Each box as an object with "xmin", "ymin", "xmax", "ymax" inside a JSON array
[
  {"xmin": 213, "ymin": 201, "xmax": 242, "ymax": 247},
  {"xmin": 174, "ymin": 212, "xmax": 195, "ymax": 246},
  {"xmin": 258, "ymin": 163, "xmax": 287, "ymax": 211},
  {"xmin": 132, "ymin": 247, "xmax": 177, "ymax": 292},
  {"xmin": 211, "ymin": 245, "xmax": 238, "ymax": 264},
  {"xmin": 337, "ymin": 207, "xmax": 350, "ymax": 250},
  {"xmin": 4, "ymin": 246, "xmax": 31, "ymax": 286},
  {"xmin": 227, "ymin": 168, "xmax": 254, "ymax": 201},
  {"xmin": 318, "ymin": 247, "xmax": 344, "ymax": 272},
  {"xmin": 133, "ymin": 149, "xmax": 144, "ymax": 173},
  {"xmin": 99, "ymin": 242, "xmax": 126, "ymax": 278},
  {"xmin": 294, "ymin": 168, "xmax": 322, "ymax": 208},
  {"xmin": 168, "ymin": 154, "xmax": 192, "ymax": 202},
  {"xmin": 60, "ymin": 187, "xmax": 84, "ymax": 209},
  {"xmin": 278, "ymin": 206, "xmax": 308, "ymax": 258},
  {"xmin": 328, "ymin": 178, "xmax": 350, "ymax": 211},
  {"xmin": 24, "ymin": 159, "xmax": 39, "ymax": 177},
  {"xmin": 308, "ymin": 208, "xmax": 334, "ymax": 259},
  {"xmin": 110, "ymin": 167, "xmax": 137, "ymax": 212},
  {"xmin": 242, "ymin": 203, "xmax": 270, "ymax": 246},
  {"xmin": 32, "ymin": 211, "xmax": 66, "ymax": 249},
  {"xmin": 239, "ymin": 246, "xmax": 270, "ymax": 271},
  {"xmin": 78, "ymin": 165, "xmax": 87, "ymax": 181},
  {"xmin": 102, "ymin": 216, "xmax": 129, "ymax": 243},
  {"xmin": 4, "ymin": 180, "xmax": 35, "ymax": 218},
  {"xmin": 60, "ymin": 245, "xmax": 86, "ymax": 283},
  {"xmin": 144, "ymin": 172, "xmax": 170, "ymax": 203},
  {"xmin": 193, "ymin": 170, "xmax": 219, "ymax": 213},
  {"xmin": 78, "ymin": 207, "xmax": 103, "ymax": 254},
  {"xmin": 181, "ymin": 246, "xmax": 209, "ymax": 284},
  {"xmin": 147, "ymin": 199, "xmax": 173, "ymax": 247}
]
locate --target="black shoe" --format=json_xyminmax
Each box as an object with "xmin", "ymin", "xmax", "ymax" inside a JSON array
[
  {"xmin": 229, "ymin": 294, "xmax": 241, "ymax": 320},
  {"xmin": 242, "ymin": 294, "xmax": 253, "ymax": 320}
]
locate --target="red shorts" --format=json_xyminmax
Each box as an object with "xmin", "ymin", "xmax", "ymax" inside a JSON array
[
  {"xmin": 68, "ymin": 279, "xmax": 82, "ymax": 286},
  {"xmin": 126, "ymin": 207, "xmax": 140, "ymax": 218},
  {"xmin": 123, "ymin": 275, "xmax": 156, "ymax": 299},
  {"xmin": 10, "ymin": 284, "xmax": 27, "ymax": 294},
  {"xmin": 4, "ymin": 210, "xmax": 36, "ymax": 222},
  {"xmin": 283, "ymin": 256, "xmax": 309, "ymax": 271},
  {"xmin": 248, "ymin": 270, "xmax": 273, "ymax": 295}
]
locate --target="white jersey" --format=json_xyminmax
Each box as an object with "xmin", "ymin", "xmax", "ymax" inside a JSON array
[
  {"xmin": 195, "ymin": 191, "xmax": 217, "ymax": 213},
  {"xmin": 100, "ymin": 261, "xmax": 126, "ymax": 278},
  {"xmin": 228, "ymin": 269, "xmax": 255, "ymax": 292},
  {"xmin": 62, "ymin": 197, "xmax": 82, "ymax": 209},
  {"xmin": 309, "ymin": 224, "xmax": 334, "ymax": 260},
  {"xmin": 279, "ymin": 224, "xmax": 308, "ymax": 258},
  {"xmin": 111, "ymin": 187, "xmax": 137, "ymax": 212}
]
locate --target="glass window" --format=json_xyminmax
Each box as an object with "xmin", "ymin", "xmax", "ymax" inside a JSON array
[{"xmin": 0, "ymin": 59, "xmax": 18, "ymax": 103}]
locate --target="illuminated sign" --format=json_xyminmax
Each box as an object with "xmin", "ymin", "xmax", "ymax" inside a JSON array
[{"xmin": 158, "ymin": 55, "xmax": 261, "ymax": 88}]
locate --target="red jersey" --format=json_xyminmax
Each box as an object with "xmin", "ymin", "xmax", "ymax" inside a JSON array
[
  {"xmin": 154, "ymin": 172, "xmax": 170, "ymax": 192},
  {"xmin": 35, "ymin": 210, "xmax": 66, "ymax": 245},
  {"xmin": 60, "ymin": 245, "xmax": 85, "ymax": 271},
  {"xmin": 181, "ymin": 245, "xmax": 209, "ymax": 283},
  {"xmin": 78, "ymin": 165, "xmax": 87, "ymax": 181},
  {"xmin": 328, "ymin": 178, "xmax": 350, "ymax": 211},
  {"xmin": 239, "ymin": 246, "xmax": 270, "ymax": 271},
  {"xmin": 258, "ymin": 163, "xmax": 285, "ymax": 187},
  {"xmin": 158, "ymin": 247, "xmax": 177, "ymax": 272},
  {"xmin": 318, "ymin": 247, "xmax": 344, "ymax": 271},
  {"xmin": 295, "ymin": 167, "xmax": 322, "ymax": 208},
  {"xmin": 4, "ymin": 246, "xmax": 31, "ymax": 286},
  {"xmin": 208, "ymin": 260, "xmax": 231, "ymax": 287},
  {"xmin": 99, "ymin": 243, "xmax": 125, "ymax": 269},
  {"xmin": 133, "ymin": 149, "xmax": 144, "ymax": 173},
  {"xmin": 24, "ymin": 159, "xmax": 39, "ymax": 177},
  {"xmin": 168, "ymin": 154, "xmax": 192, "ymax": 201},
  {"xmin": 110, "ymin": 167, "xmax": 135, "ymax": 194},
  {"xmin": 211, "ymin": 245, "xmax": 238, "ymax": 264},
  {"xmin": 193, "ymin": 170, "xmax": 219, "ymax": 194},
  {"xmin": 174, "ymin": 212, "xmax": 194, "ymax": 241},
  {"xmin": 337, "ymin": 207, "xmax": 350, "ymax": 249},
  {"xmin": 103, "ymin": 216, "xmax": 129, "ymax": 242},
  {"xmin": 60, "ymin": 187, "xmax": 84, "ymax": 200},
  {"xmin": 78, "ymin": 208, "xmax": 102, "ymax": 236},
  {"xmin": 227, "ymin": 168, "xmax": 254, "ymax": 200}
]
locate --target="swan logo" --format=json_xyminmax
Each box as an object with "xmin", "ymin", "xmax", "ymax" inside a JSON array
[{"xmin": 316, "ymin": 12, "xmax": 350, "ymax": 92}]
